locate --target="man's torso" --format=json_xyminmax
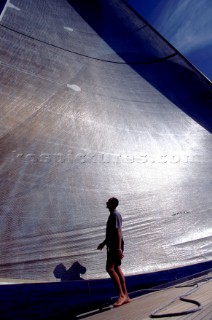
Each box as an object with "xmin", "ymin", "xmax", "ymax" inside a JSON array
[{"xmin": 106, "ymin": 210, "xmax": 123, "ymax": 249}]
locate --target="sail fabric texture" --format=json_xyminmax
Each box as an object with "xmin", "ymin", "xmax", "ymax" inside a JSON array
[{"xmin": 0, "ymin": 0, "xmax": 211, "ymax": 281}]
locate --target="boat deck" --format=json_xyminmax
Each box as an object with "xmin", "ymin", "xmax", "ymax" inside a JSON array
[{"xmin": 78, "ymin": 272, "xmax": 212, "ymax": 320}]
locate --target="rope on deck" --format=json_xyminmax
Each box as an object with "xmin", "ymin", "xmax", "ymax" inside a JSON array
[{"xmin": 150, "ymin": 273, "xmax": 212, "ymax": 318}]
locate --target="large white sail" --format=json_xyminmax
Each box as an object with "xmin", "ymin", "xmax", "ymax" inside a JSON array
[{"xmin": 0, "ymin": 0, "xmax": 211, "ymax": 282}]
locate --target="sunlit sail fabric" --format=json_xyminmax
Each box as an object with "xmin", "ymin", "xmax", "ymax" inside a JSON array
[{"xmin": 0, "ymin": 0, "xmax": 211, "ymax": 281}]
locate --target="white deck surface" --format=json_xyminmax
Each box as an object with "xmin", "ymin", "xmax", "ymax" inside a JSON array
[{"xmin": 78, "ymin": 273, "xmax": 212, "ymax": 320}]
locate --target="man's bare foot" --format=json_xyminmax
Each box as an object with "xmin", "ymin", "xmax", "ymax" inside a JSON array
[
  {"xmin": 113, "ymin": 296, "xmax": 126, "ymax": 307},
  {"xmin": 123, "ymin": 296, "xmax": 131, "ymax": 304},
  {"xmin": 113, "ymin": 295, "xmax": 131, "ymax": 307}
]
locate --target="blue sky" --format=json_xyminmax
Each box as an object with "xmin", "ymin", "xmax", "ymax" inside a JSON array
[{"xmin": 127, "ymin": 0, "xmax": 212, "ymax": 81}]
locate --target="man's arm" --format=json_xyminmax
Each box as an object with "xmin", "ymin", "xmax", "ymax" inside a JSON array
[
  {"xmin": 117, "ymin": 228, "xmax": 122, "ymax": 250},
  {"xmin": 116, "ymin": 228, "xmax": 124, "ymax": 259}
]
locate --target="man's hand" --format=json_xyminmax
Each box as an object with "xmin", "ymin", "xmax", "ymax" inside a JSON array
[
  {"xmin": 117, "ymin": 249, "xmax": 124, "ymax": 259},
  {"xmin": 97, "ymin": 242, "xmax": 105, "ymax": 250}
]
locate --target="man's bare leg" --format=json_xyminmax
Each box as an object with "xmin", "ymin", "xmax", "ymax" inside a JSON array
[
  {"xmin": 115, "ymin": 265, "xmax": 131, "ymax": 303},
  {"xmin": 107, "ymin": 262, "xmax": 130, "ymax": 307},
  {"xmin": 107, "ymin": 262, "xmax": 125, "ymax": 297}
]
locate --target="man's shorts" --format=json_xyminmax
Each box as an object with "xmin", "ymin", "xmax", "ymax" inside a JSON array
[{"xmin": 106, "ymin": 240, "xmax": 124, "ymax": 267}]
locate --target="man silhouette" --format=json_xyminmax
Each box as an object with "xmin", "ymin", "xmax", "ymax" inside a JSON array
[{"xmin": 97, "ymin": 197, "xmax": 130, "ymax": 307}]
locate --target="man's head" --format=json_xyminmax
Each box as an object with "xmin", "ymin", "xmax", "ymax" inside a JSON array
[{"xmin": 106, "ymin": 197, "xmax": 119, "ymax": 211}]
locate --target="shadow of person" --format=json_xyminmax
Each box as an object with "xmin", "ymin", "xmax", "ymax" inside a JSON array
[{"xmin": 53, "ymin": 261, "xmax": 87, "ymax": 281}]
